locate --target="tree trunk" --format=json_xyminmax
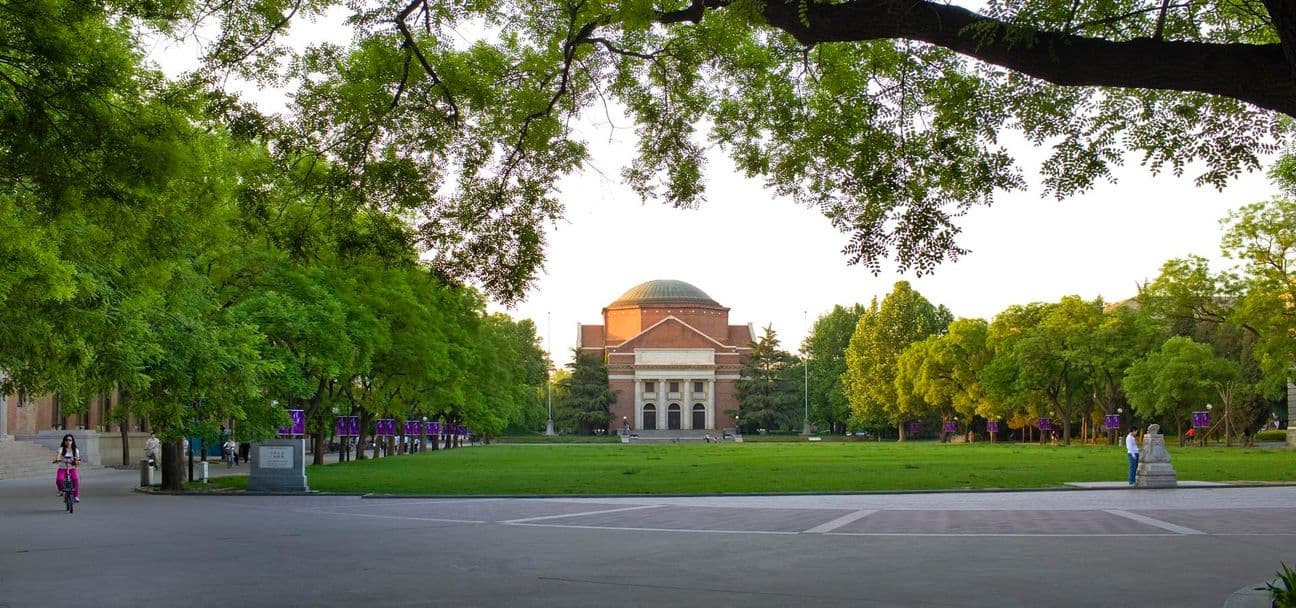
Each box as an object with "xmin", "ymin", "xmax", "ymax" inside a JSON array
[
  {"xmin": 160, "ymin": 440, "xmax": 184, "ymax": 491},
  {"xmin": 897, "ymin": 422, "xmax": 905, "ymax": 442},
  {"xmin": 356, "ymin": 410, "xmax": 370, "ymax": 460},
  {"xmin": 313, "ymin": 427, "xmax": 325, "ymax": 465},
  {"xmin": 117, "ymin": 390, "xmax": 131, "ymax": 466}
]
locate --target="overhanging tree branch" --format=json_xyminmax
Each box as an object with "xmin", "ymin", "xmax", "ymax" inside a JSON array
[{"xmin": 665, "ymin": 0, "xmax": 1296, "ymax": 117}]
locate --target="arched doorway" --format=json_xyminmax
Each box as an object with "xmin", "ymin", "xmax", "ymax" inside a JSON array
[
  {"xmin": 642, "ymin": 404, "xmax": 657, "ymax": 430},
  {"xmin": 692, "ymin": 404, "xmax": 706, "ymax": 429},
  {"xmin": 667, "ymin": 404, "xmax": 681, "ymax": 430}
]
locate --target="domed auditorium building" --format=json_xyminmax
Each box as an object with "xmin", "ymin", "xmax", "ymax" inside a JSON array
[{"xmin": 578, "ymin": 280, "xmax": 753, "ymax": 432}]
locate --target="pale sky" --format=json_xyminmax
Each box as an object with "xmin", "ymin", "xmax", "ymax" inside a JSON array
[
  {"xmin": 504, "ymin": 129, "xmax": 1274, "ymax": 364},
  {"xmin": 147, "ymin": 9, "xmax": 1280, "ymax": 365}
]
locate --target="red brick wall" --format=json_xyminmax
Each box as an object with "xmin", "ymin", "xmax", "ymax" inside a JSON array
[
  {"xmin": 608, "ymin": 377, "xmax": 635, "ymax": 429},
  {"xmin": 605, "ymin": 305, "xmax": 731, "ymax": 345}
]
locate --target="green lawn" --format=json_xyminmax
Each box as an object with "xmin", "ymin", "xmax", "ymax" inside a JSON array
[{"xmin": 208, "ymin": 442, "xmax": 1296, "ymax": 495}]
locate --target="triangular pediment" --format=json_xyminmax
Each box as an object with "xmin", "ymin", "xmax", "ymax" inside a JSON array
[{"xmin": 610, "ymin": 316, "xmax": 734, "ymax": 352}]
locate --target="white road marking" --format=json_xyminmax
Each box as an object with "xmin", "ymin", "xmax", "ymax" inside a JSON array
[
  {"xmin": 508, "ymin": 522, "xmax": 798, "ymax": 535},
  {"xmin": 1104, "ymin": 509, "xmax": 1206, "ymax": 535},
  {"xmin": 300, "ymin": 510, "xmax": 484, "ymax": 524},
  {"xmin": 501, "ymin": 504, "xmax": 665, "ymax": 524},
  {"xmin": 802, "ymin": 509, "xmax": 877, "ymax": 534},
  {"xmin": 825, "ymin": 532, "xmax": 1174, "ymax": 537}
]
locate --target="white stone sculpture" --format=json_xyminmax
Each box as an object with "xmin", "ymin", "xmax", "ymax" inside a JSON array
[{"xmin": 1136, "ymin": 424, "xmax": 1178, "ymax": 488}]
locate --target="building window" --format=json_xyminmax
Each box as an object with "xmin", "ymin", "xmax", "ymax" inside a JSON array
[
  {"xmin": 643, "ymin": 380, "xmax": 656, "ymax": 395},
  {"xmin": 668, "ymin": 381, "xmax": 680, "ymax": 393},
  {"xmin": 692, "ymin": 381, "xmax": 704, "ymax": 394}
]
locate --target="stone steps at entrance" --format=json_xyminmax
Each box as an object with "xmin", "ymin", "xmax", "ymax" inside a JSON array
[
  {"xmin": 622, "ymin": 429, "xmax": 739, "ymax": 443},
  {"xmin": 0, "ymin": 439, "xmax": 61, "ymax": 480}
]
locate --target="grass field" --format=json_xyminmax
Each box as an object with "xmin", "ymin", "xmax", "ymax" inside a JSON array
[{"xmin": 207, "ymin": 440, "xmax": 1296, "ymax": 495}]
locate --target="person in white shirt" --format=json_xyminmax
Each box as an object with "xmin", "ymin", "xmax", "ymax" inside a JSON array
[
  {"xmin": 1125, "ymin": 428, "xmax": 1140, "ymax": 486},
  {"xmin": 223, "ymin": 438, "xmax": 239, "ymax": 467},
  {"xmin": 144, "ymin": 432, "xmax": 161, "ymax": 469},
  {"xmin": 53, "ymin": 433, "xmax": 81, "ymax": 502}
]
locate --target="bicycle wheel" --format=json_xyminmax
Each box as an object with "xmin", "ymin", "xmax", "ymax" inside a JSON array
[{"xmin": 65, "ymin": 489, "xmax": 73, "ymax": 513}]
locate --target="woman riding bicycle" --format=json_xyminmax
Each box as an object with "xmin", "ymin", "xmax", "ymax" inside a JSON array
[{"xmin": 53, "ymin": 433, "xmax": 81, "ymax": 503}]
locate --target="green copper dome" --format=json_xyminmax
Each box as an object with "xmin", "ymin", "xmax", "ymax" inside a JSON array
[{"xmin": 609, "ymin": 280, "xmax": 720, "ymax": 308}]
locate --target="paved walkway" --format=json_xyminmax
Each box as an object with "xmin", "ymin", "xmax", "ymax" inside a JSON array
[{"xmin": 1, "ymin": 466, "xmax": 1292, "ymax": 607}]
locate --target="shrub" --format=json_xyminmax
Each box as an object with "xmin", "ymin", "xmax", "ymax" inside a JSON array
[
  {"xmin": 1255, "ymin": 430, "xmax": 1287, "ymax": 442},
  {"xmin": 1269, "ymin": 562, "xmax": 1296, "ymax": 608}
]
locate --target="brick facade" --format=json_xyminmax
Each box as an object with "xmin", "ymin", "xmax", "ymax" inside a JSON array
[{"xmin": 579, "ymin": 280, "xmax": 751, "ymax": 432}]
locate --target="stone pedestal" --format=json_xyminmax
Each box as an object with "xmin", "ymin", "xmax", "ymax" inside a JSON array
[
  {"xmin": 35, "ymin": 429, "xmax": 101, "ymax": 465},
  {"xmin": 1136, "ymin": 424, "xmax": 1177, "ymax": 488},
  {"xmin": 247, "ymin": 439, "xmax": 309, "ymax": 492}
]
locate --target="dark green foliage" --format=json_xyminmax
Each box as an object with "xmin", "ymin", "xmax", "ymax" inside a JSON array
[
  {"xmin": 1270, "ymin": 562, "xmax": 1296, "ymax": 608},
  {"xmin": 556, "ymin": 349, "xmax": 617, "ymax": 434},
  {"xmin": 735, "ymin": 326, "xmax": 802, "ymax": 432}
]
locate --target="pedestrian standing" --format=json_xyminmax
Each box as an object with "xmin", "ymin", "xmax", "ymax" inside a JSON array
[
  {"xmin": 1125, "ymin": 428, "xmax": 1140, "ymax": 486},
  {"xmin": 144, "ymin": 432, "xmax": 161, "ymax": 469}
]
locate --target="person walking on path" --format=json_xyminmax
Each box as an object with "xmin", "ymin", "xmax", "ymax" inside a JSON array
[{"xmin": 1125, "ymin": 428, "xmax": 1140, "ymax": 486}]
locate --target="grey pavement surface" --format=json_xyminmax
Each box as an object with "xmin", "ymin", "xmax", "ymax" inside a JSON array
[{"xmin": 1, "ymin": 463, "xmax": 1294, "ymax": 608}]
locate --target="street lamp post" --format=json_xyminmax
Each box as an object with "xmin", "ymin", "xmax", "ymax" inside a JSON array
[
  {"xmin": 802, "ymin": 310, "xmax": 811, "ymax": 436},
  {"xmin": 1206, "ymin": 403, "xmax": 1214, "ymax": 447},
  {"xmin": 545, "ymin": 312, "xmax": 555, "ymax": 436}
]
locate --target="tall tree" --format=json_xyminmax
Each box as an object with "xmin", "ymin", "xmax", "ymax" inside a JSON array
[
  {"xmin": 735, "ymin": 326, "xmax": 801, "ymax": 432},
  {"xmin": 1123, "ymin": 336, "xmax": 1243, "ymax": 443},
  {"xmin": 804, "ymin": 304, "xmax": 867, "ymax": 434},
  {"xmin": 843, "ymin": 281, "xmax": 952, "ymax": 439},
  {"xmin": 556, "ymin": 349, "xmax": 617, "ymax": 434},
  {"xmin": 981, "ymin": 296, "xmax": 1102, "ymax": 444},
  {"xmin": 1222, "ymin": 197, "xmax": 1296, "ymax": 394},
  {"xmin": 894, "ymin": 317, "xmax": 993, "ymax": 441},
  {"xmin": 1085, "ymin": 304, "xmax": 1165, "ymax": 440}
]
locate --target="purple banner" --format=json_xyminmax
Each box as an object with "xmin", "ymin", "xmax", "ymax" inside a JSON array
[
  {"xmin": 428, "ymin": 421, "xmax": 440, "ymax": 435},
  {"xmin": 335, "ymin": 416, "xmax": 360, "ymax": 437},
  {"xmin": 943, "ymin": 421, "xmax": 956, "ymax": 433},
  {"xmin": 1038, "ymin": 418, "xmax": 1052, "ymax": 431},
  {"xmin": 1192, "ymin": 411, "xmax": 1211, "ymax": 428},
  {"xmin": 986, "ymin": 421, "xmax": 1000, "ymax": 433},
  {"xmin": 404, "ymin": 421, "xmax": 424, "ymax": 436},
  {"xmin": 905, "ymin": 421, "xmax": 922, "ymax": 437},
  {"xmin": 279, "ymin": 409, "xmax": 305, "ymax": 436},
  {"xmin": 1104, "ymin": 414, "xmax": 1121, "ymax": 430},
  {"xmin": 374, "ymin": 419, "xmax": 395, "ymax": 436}
]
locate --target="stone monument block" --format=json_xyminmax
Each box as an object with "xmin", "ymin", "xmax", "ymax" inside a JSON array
[
  {"xmin": 247, "ymin": 439, "xmax": 309, "ymax": 492},
  {"xmin": 1136, "ymin": 424, "xmax": 1177, "ymax": 488}
]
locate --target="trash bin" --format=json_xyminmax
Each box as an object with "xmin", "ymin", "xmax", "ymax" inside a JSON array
[
  {"xmin": 199, "ymin": 460, "xmax": 209, "ymax": 483},
  {"xmin": 139, "ymin": 459, "xmax": 154, "ymax": 487}
]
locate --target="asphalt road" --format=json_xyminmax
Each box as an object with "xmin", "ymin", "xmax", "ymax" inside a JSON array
[{"xmin": 1, "ymin": 466, "xmax": 1293, "ymax": 607}]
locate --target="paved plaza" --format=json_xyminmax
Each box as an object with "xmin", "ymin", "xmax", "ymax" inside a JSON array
[{"xmin": 2, "ymin": 466, "xmax": 1294, "ymax": 607}]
